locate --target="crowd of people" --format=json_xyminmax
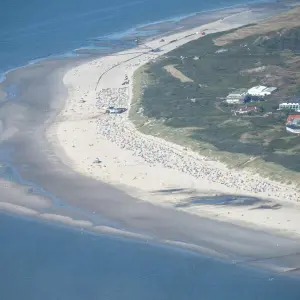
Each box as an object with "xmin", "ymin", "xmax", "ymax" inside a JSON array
[{"xmin": 95, "ymin": 87, "xmax": 300, "ymax": 203}]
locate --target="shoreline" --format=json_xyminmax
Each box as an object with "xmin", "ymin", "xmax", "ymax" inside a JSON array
[
  {"xmin": 3, "ymin": 210, "xmax": 299, "ymax": 285},
  {"xmin": 49, "ymin": 7, "xmax": 300, "ymax": 238},
  {"xmin": 1, "ymin": 207, "xmax": 300, "ymax": 279},
  {"xmin": 2, "ymin": 205, "xmax": 300, "ymax": 281},
  {"xmin": 1, "ymin": 4, "xmax": 300, "ymax": 277},
  {"xmin": 0, "ymin": 0, "xmax": 288, "ymax": 78}
]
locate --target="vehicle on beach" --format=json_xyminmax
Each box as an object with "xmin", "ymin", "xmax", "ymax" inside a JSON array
[
  {"xmin": 105, "ymin": 106, "xmax": 127, "ymax": 114},
  {"xmin": 151, "ymin": 48, "xmax": 161, "ymax": 52},
  {"xmin": 3, "ymin": 2, "xmax": 300, "ymax": 299}
]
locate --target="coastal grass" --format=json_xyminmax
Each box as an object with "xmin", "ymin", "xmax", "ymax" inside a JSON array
[{"xmin": 129, "ymin": 21, "xmax": 300, "ymax": 186}]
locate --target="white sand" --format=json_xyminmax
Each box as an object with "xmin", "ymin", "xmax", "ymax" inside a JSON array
[
  {"xmin": 91, "ymin": 225, "xmax": 149, "ymax": 240},
  {"xmin": 39, "ymin": 213, "xmax": 94, "ymax": 228},
  {"xmin": 0, "ymin": 202, "xmax": 38, "ymax": 217},
  {"xmin": 49, "ymin": 11, "xmax": 300, "ymax": 237},
  {"xmin": 0, "ymin": 201, "xmax": 152, "ymax": 241}
]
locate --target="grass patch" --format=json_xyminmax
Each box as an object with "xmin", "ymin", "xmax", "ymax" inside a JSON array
[{"xmin": 129, "ymin": 23, "xmax": 300, "ymax": 185}]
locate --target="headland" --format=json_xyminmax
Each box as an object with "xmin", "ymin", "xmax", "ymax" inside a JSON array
[
  {"xmin": 48, "ymin": 6, "xmax": 300, "ymax": 237},
  {"xmin": 1, "ymin": 3, "xmax": 300, "ymax": 275}
]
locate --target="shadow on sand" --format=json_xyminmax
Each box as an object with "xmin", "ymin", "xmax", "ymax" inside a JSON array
[{"xmin": 151, "ymin": 188, "xmax": 282, "ymax": 210}]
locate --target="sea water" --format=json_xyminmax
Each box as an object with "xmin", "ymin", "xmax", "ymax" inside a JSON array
[
  {"xmin": 1, "ymin": 213, "xmax": 300, "ymax": 300},
  {"xmin": 1, "ymin": 0, "xmax": 300, "ymax": 299},
  {"xmin": 0, "ymin": 0, "xmax": 270, "ymax": 73}
]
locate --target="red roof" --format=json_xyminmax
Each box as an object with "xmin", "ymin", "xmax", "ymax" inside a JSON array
[
  {"xmin": 245, "ymin": 106, "xmax": 257, "ymax": 111},
  {"xmin": 286, "ymin": 114, "xmax": 300, "ymax": 123},
  {"xmin": 237, "ymin": 106, "xmax": 257, "ymax": 112}
]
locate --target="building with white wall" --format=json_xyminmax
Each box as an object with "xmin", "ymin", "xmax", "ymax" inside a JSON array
[
  {"xmin": 226, "ymin": 89, "xmax": 248, "ymax": 104},
  {"xmin": 279, "ymin": 103, "xmax": 300, "ymax": 111}
]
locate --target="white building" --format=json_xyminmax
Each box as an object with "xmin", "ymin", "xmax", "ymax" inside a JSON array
[
  {"xmin": 226, "ymin": 89, "xmax": 248, "ymax": 104},
  {"xmin": 264, "ymin": 87, "xmax": 278, "ymax": 94},
  {"xmin": 279, "ymin": 103, "xmax": 300, "ymax": 111},
  {"xmin": 247, "ymin": 85, "xmax": 277, "ymax": 97}
]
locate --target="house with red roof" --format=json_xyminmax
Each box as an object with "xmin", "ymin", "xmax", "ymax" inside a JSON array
[
  {"xmin": 233, "ymin": 106, "xmax": 258, "ymax": 115},
  {"xmin": 286, "ymin": 114, "xmax": 300, "ymax": 134}
]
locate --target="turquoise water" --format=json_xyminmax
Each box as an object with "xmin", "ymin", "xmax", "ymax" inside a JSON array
[{"xmin": 1, "ymin": 213, "xmax": 300, "ymax": 300}]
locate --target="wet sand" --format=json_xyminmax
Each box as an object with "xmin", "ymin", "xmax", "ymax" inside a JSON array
[{"xmin": 0, "ymin": 14, "xmax": 300, "ymax": 275}]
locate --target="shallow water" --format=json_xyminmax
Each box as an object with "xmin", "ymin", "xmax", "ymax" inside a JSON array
[
  {"xmin": 1, "ymin": 0, "xmax": 300, "ymax": 299},
  {"xmin": 0, "ymin": 0, "xmax": 274, "ymax": 73},
  {"xmin": 0, "ymin": 213, "xmax": 300, "ymax": 300}
]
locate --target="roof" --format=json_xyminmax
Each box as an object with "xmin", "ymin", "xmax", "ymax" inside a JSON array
[
  {"xmin": 247, "ymin": 85, "xmax": 277, "ymax": 95},
  {"xmin": 264, "ymin": 87, "xmax": 277, "ymax": 93},
  {"xmin": 232, "ymin": 88, "xmax": 248, "ymax": 93},
  {"xmin": 227, "ymin": 88, "xmax": 248, "ymax": 98},
  {"xmin": 235, "ymin": 106, "xmax": 257, "ymax": 112},
  {"xmin": 248, "ymin": 86, "xmax": 267, "ymax": 94},
  {"xmin": 244, "ymin": 106, "xmax": 257, "ymax": 111},
  {"xmin": 286, "ymin": 115, "xmax": 300, "ymax": 123},
  {"xmin": 280, "ymin": 102, "xmax": 300, "ymax": 105}
]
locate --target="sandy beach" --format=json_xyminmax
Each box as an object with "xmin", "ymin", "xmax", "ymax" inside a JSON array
[
  {"xmin": 48, "ymin": 9, "xmax": 300, "ymax": 238},
  {"xmin": 0, "ymin": 32, "xmax": 299, "ymax": 275},
  {"xmin": 3, "ymin": 2, "xmax": 300, "ymax": 297}
]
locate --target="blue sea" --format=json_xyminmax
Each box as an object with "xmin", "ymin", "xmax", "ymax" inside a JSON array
[
  {"xmin": 0, "ymin": 0, "xmax": 268, "ymax": 75},
  {"xmin": 1, "ymin": 0, "xmax": 300, "ymax": 299},
  {"xmin": 1, "ymin": 213, "xmax": 300, "ymax": 300}
]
